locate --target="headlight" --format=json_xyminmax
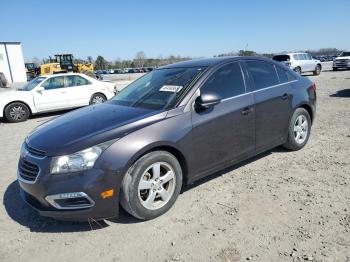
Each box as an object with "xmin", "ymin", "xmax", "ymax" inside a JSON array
[{"xmin": 50, "ymin": 140, "xmax": 116, "ymax": 174}]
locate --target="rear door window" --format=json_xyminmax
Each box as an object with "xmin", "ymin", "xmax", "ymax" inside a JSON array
[
  {"xmin": 298, "ymin": 54, "xmax": 307, "ymax": 60},
  {"xmin": 200, "ymin": 62, "xmax": 245, "ymax": 99},
  {"xmin": 293, "ymin": 54, "xmax": 299, "ymax": 60},
  {"xmin": 246, "ymin": 61, "xmax": 279, "ymax": 91},
  {"xmin": 65, "ymin": 75, "xmax": 91, "ymax": 87}
]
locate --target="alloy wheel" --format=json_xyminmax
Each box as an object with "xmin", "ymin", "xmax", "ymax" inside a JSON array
[
  {"xmin": 92, "ymin": 95, "xmax": 105, "ymax": 104},
  {"xmin": 294, "ymin": 115, "xmax": 308, "ymax": 144},
  {"xmin": 138, "ymin": 162, "xmax": 176, "ymax": 210},
  {"xmin": 9, "ymin": 106, "xmax": 26, "ymax": 121}
]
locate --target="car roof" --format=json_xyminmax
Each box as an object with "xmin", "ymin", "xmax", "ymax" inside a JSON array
[
  {"xmin": 159, "ymin": 56, "xmax": 274, "ymax": 69},
  {"xmin": 40, "ymin": 73, "xmax": 87, "ymax": 78}
]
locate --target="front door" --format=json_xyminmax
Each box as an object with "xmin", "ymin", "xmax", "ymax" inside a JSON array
[
  {"xmin": 33, "ymin": 76, "xmax": 69, "ymax": 112},
  {"xmin": 191, "ymin": 62, "xmax": 255, "ymax": 177}
]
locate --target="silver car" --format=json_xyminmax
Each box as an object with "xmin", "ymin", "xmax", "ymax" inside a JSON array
[{"xmin": 273, "ymin": 53, "xmax": 322, "ymax": 75}]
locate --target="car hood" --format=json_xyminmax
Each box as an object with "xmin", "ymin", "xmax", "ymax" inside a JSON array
[
  {"xmin": 335, "ymin": 56, "xmax": 350, "ymax": 60},
  {"xmin": 0, "ymin": 90, "xmax": 30, "ymax": 100},
  {"xmin": 27, "ymin": 102, "xmax": 166, "ymax": 156}
]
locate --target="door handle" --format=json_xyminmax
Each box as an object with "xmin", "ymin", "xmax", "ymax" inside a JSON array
[
  {"xmin": 241, "ymin": 107, "xmax": 252, "ymax": 115},
  {"xmin": 281, "ymin": 93, "xmax": 288, "ymax": 100}
]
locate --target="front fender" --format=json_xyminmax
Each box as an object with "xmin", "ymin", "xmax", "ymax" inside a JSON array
[{"xmin": 95, "ymin": 110, "xmax": 193, "ymax": 179}]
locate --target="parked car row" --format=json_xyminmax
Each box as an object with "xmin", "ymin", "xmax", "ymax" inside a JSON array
[
  {"xmin": 313, "ymin": 55, "xmax": 337, "ymax": 62},
  {"xmin": 95, "ymin": 67, "xmax": 154, "ymax": 75}
]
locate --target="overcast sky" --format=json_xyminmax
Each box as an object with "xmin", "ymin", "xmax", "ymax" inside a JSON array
[{"xmin": 1, "ymin": 0, "xmax": 349, "ymax": 61}]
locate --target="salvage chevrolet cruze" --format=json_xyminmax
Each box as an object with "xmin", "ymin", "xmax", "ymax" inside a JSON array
[{"xmin": 18, "ymin": 57, "xmax": 316, "ymax": 221}]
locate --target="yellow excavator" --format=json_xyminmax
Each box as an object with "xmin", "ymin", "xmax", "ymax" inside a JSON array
[{"xmin": 39, "ymin": 54, "xmax": 95, "ymax": 78}]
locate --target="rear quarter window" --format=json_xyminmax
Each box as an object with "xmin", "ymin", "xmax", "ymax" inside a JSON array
[
  {"xmin": 275, "ymin": 65, "xmax": 289, "ymax": 83},
  {"xmin": 246, "ymin": 61, "xmax": 279, "ymax": 91}
]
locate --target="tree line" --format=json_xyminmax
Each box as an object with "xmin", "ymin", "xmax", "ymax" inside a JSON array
[{"xmin": 31, "ymin": 48, "xmax": 345, "ymax": 70}]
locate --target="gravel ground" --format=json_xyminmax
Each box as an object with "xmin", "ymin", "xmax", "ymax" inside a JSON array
[{"xmin": 0, "ymin": 63, "xmax": 349, "ymax": 262}]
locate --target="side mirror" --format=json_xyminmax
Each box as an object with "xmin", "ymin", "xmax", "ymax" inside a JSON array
[
  {"xmin": 195, "ymin": 92, "xmax": 221, "ymax": 110},
  {"xmin": 36, "ymin": 86, "xmax": 44, "ymax": 92}
]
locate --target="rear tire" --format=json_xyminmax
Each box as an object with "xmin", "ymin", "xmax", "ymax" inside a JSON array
[
  {"xmin": 89, "ymin": 93, "xmax": 106, "ymax": 105},
  {"xmin": 283, "ymin": 108, "xmax": 311, "ymax": 151},
  {"xmin": 4, "ymin": 102, "xmax": 30, "ymax": 123},
  {"xmin": 313, "ymin": 64, "xmax": 321, "ymax": 75},
  {"xmin": 294, "ymin": 67, "xmax": 302, "ymax": 74},
  {"xmin": 120, "ymin": 151, "xmax": 183, "ymax": 220}
]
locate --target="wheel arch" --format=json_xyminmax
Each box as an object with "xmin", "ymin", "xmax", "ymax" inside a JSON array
[
  {"xmin": 125, "ymin": 143, "xmax": 189, "ymax": 186},
  {"xmin": 298, "ymin": 103, "xmax": 314, "ymax": 124},
  {"xmin": 3, "ymin": 100, "xmax": 33, "ymax": 116}
]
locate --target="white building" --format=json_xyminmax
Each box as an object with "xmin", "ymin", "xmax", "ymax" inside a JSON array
[{"xmin": 0, "ymin": 42, "xmax": 27, "ymax": 84}]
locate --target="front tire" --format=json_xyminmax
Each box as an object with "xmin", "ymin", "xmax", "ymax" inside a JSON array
[
  {"xmin": 4, "ymin": 102, "xmax": 30, "ymax": 123},
  {"xmin": 120, "ymin": 151, "xmax": 183, "ymax": 220},
  {"xmin": 283, "ymin": 108, "xmax": 311, "ymax": 151}
]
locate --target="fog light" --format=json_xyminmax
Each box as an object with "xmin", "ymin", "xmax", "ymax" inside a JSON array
[{"xmin": 101, "ymin": 189, "xmax": 114, "ymax": 199}]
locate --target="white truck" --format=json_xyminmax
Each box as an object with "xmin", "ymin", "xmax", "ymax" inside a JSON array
[{"xmin": 333, "ymin": 51, "xmax": 350, "ymax": 71}]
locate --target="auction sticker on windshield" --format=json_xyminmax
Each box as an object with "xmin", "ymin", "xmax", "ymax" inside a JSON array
[{"xmin": 159, "ymin": 85, "xmax": 183, "ymax": 93}]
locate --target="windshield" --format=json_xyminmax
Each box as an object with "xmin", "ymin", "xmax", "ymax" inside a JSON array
[
  {"xmin": 18, "ymin": 77, "xmax": 46, "ymax": 91},
  {"xmin": 340, "ymin": 52, "xmax": 350, "ymax": 57},
  {"xmin": 273, "ymin": 55, "xmax": 290, "ymax": 62},
  {"xmin": 112, "ymin": 67, "xmax": 206, "ymax": 110}
]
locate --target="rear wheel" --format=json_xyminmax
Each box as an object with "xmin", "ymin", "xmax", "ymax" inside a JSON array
[
  {"xmin": 283, "ymin": 108, "xmax": 311, "ymax": 151},
  {"xmin": 313, "ymin": 64, "xmax": 321, "ymax": 75},
  {"xmin": 294, "ymin": 67, "xmax": 302, "ymax": 74},
  {"xmin": 4, "ymin": 102, "xmax": 30, "ymax": 123},
  {"xmin": 120, "ymin": 151, "xmax": 183, "ymax": 220},
  {"xmin": 89, "ymin": 93, "xmax": 106, "ymax": 105}
]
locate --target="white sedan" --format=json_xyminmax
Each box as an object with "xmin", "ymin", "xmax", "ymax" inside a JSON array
[{"xmin": 0, "ymin": 73, "xmax": 116, "ymax": 122}]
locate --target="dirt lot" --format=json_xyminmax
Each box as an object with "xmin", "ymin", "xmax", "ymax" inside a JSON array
[{"xmin": 0, "ymin": 63, "xmax": 349, "ymax": 262}]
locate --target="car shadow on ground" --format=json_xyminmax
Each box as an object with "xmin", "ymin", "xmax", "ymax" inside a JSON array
[
  {"xmin": 3, "ymin": 146, "xmax": 289, "ymax": 233},
  {"xmin": 330, "ymin": 89, "xmax": 350, "ymax": 98},
  {"xmin": 183, "ymin": 146, "xmax": 288, "ymax": 192},
  {"xmin": 3, "ymin": 181, "xmax": 141, "ymax": 233}
]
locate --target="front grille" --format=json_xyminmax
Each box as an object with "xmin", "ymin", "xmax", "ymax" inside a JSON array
[
  {"xmin": 26, "ymin": 143, "xmax": 46, "ymax": 157},
  {"xmin": 19, "ymin": 160, "xmax": 39, "ymax": 182}
]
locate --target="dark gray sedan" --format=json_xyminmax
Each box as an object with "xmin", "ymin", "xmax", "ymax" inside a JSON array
[{"xmin": 18, "ymin": 57, "xmax": 316, "ymax": 221}]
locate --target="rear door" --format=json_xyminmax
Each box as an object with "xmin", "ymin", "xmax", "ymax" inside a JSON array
[
  {"xmin": 191, "ymin": 62, "xmax": 255, "ymax": 176},
  {"xmin": 64, "ymin": 75, "xmax": 94, "ymax": 107},
  {"xmin": 244, "ymin": 60, "xmax": 293, "ymax": 152},
  {"xmin": 33, "ymin": 76, "xmax": 69, "ymax": 112}
]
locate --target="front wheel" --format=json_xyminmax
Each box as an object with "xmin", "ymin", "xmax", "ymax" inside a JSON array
[
  {"xmin": 120, "ymin": 151, "xmax": 183, "ymax": 220},
  {"xmin": 4, "ymin": 102, "xmax": 30, "ymax": 123},
  {"xmin": 283, "ymin": 108, "xmax": 311, "ymax": 151}
]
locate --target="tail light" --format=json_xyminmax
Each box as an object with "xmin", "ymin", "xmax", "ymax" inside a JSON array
[{"xmin": 311, "ymin": 82, "xmax": 316, "ymax": 91}]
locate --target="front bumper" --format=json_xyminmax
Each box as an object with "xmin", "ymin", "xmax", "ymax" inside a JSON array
[
  {"xmin": 18, "ymin": 154, "xmax": 122, "ymax": 221},
  {"xmin": 333, "ymin": 61, "xmax": 350, "ymax": 69}
]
